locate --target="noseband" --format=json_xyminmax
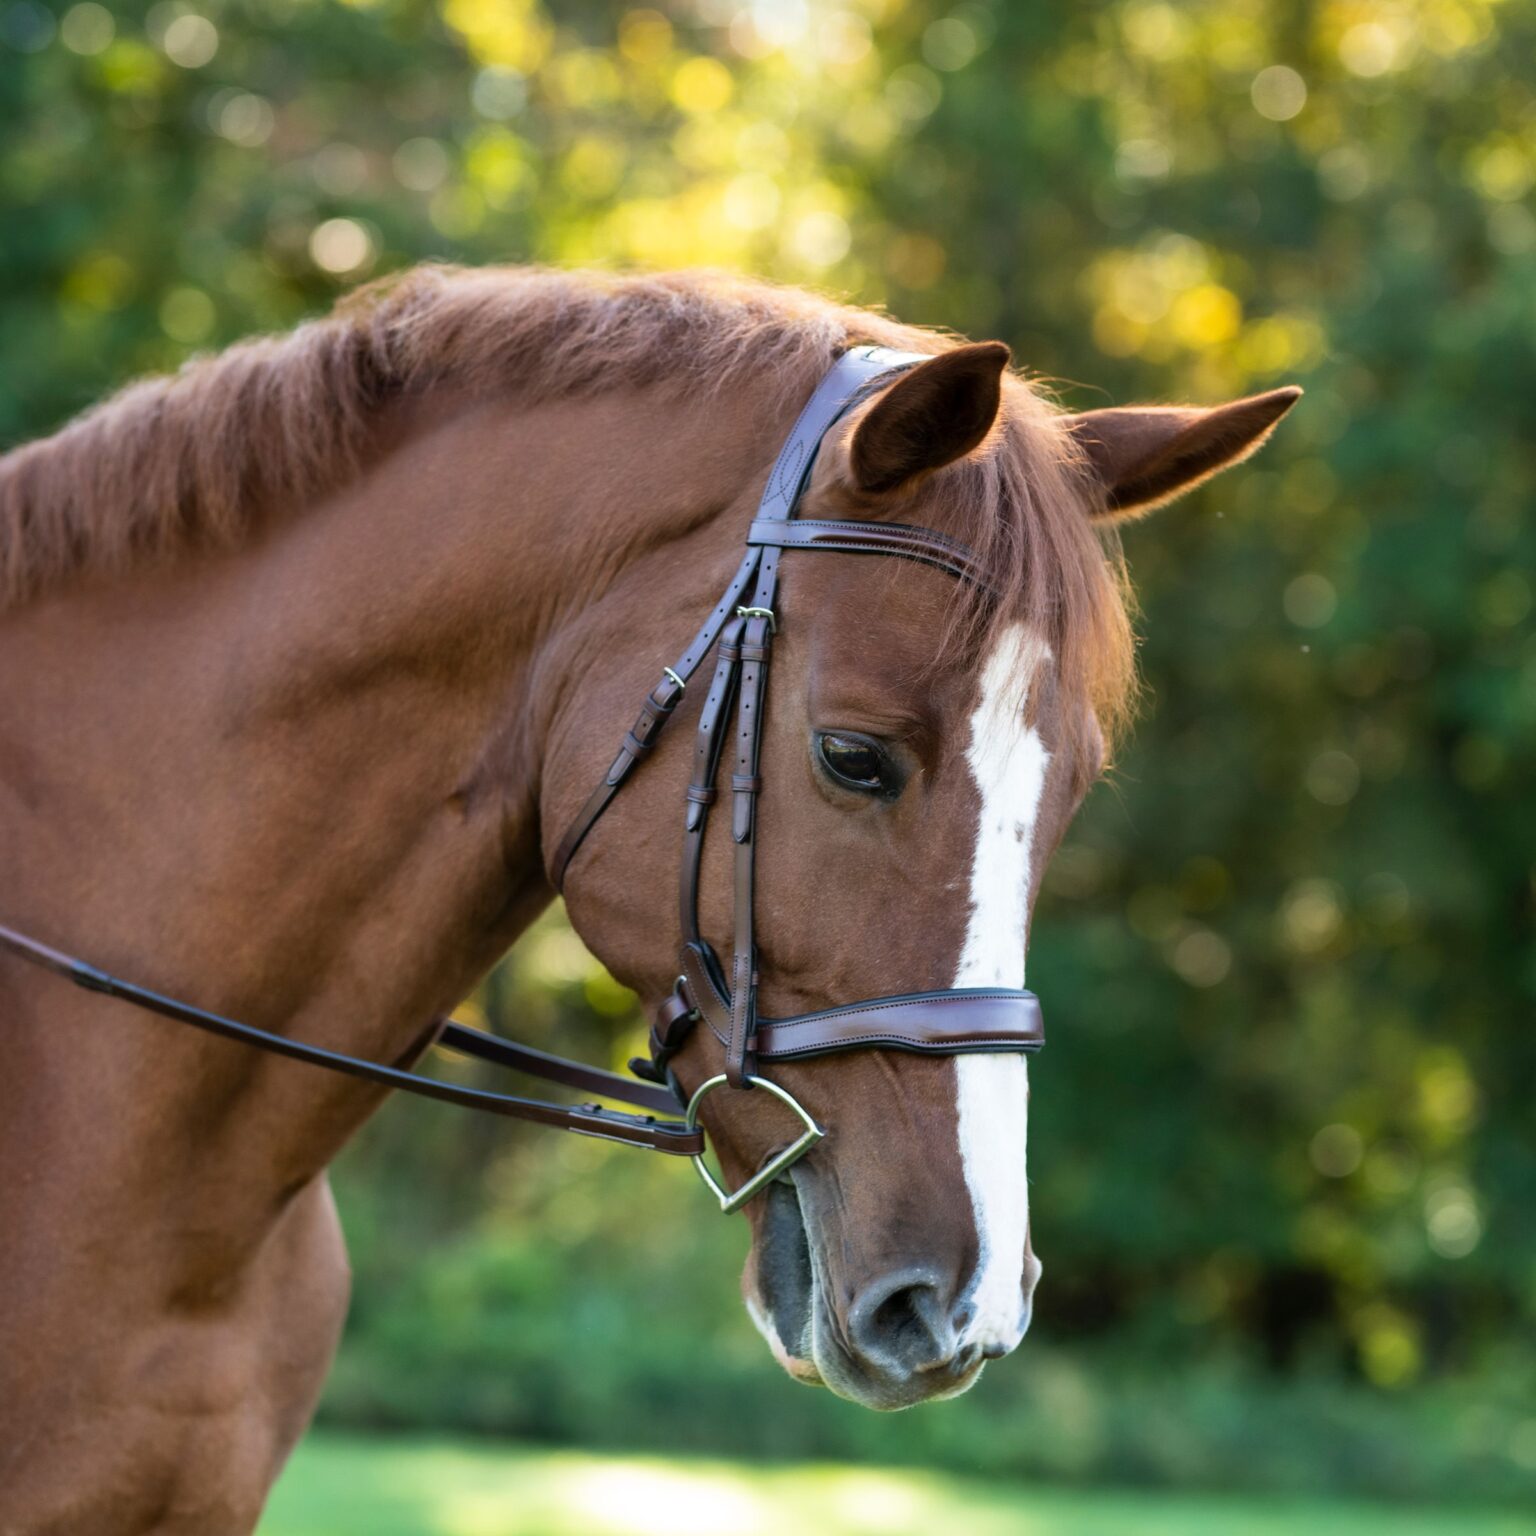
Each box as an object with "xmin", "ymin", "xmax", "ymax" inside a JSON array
[{"xmin": 0, "ymin": 346, "xmax": 1043, "ymax": 1213}]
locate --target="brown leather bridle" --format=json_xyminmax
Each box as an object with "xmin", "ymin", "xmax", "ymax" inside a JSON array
[{"xmin": 0, "ymin": 346, "xmax": 1043, "ymax": 1212}]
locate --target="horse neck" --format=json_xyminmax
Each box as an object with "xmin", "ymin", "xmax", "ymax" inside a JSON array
[{"xmin": 0, "ymin": 372, "xmax": 776, "ymax": 1234}]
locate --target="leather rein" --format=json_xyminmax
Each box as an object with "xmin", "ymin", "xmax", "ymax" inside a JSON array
[{"xmin": 0, "ymin": 346, "xmax": 1043, "ymax": 1212}]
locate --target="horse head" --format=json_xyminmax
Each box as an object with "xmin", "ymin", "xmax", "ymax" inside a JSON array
[{"xmin": 554, "ymin": 340, "xmax": 1298, "ymax": 1408}]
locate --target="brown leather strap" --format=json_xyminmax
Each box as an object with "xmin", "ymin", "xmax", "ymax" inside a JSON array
[
  {"xmin": 550, "ymin": 673, "xmax": 683, "ymax": 885},
  {"xmin": 679, "ymin": 618, "xmax": 744, "ymax": 944},
  {"xmin": 677, "ymin": 944, "xmax": 1043, "ymax": 1059},
  {"xmin": 630, "ymin": 980, "xmax": 700, "ymax": 1085},
  {"xmin": 437, "ymin": 1022, "xmax": 682, "ymax": 1116},
  {"xmin": 549, "ymin": 546, "xmax": 766, "ymax": 889},
  {"xmin": 0, "ymin": 922, "xmax": 701, "ymax": 1155},
  {"xmin": 726, "ymin": 612, "xmax": 773, "ymax": 1087},
  {"xmin": 746, "ymin": 518, "xmax": 993, "ymax": 589},
  {"xmin": 757, "ymin": 991, "xmax": 1044, "ymax": 1058}
]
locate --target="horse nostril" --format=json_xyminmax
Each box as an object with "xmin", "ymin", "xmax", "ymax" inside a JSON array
[{"xmin": 847, "ymin": 1268, "xmax": 958, "ymax": 1377}]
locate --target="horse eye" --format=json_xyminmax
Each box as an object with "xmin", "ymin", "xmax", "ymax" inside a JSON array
[{"xmin": 816, "ymin": 733, "xmax": 896, "ymax": 796}]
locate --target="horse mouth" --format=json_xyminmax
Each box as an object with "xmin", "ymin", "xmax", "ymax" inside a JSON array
[
  {"xmin": 747, "ymin": 1176, "xmax": 821, "ymax": 1384},
  {"xmin": 745, "ymin": 1174, "xmax": 994, "ymax": 1409}
]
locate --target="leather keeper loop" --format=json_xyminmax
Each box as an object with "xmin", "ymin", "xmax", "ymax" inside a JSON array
[
  {"xmin": 685, "ymin": 785, "xmax": 717, "ymax": 805},
  {"xmin": 650, "ymin": 676, "xmax": 684, "ymax": 711},
  {"xmin": 730, "ymin": 774, "xmax": 763, "ymax": 794},
  {"xmin": 622, "ymin": 730, "xmax": 652, "ymax": 761},
  {"xmin": 654, "ymin": 986, "xmax": 696, "ymax": 1042}
]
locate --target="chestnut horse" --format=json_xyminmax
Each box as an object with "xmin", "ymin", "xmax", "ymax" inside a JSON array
[{"xmin": 0, "ymin": 267, "xmax": 1296, "ymax": 1533}]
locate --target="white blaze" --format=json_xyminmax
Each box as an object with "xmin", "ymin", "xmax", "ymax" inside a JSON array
[{"xmin": 954, "ymin": 623, "xmax": 1050, "ymax": 1353}]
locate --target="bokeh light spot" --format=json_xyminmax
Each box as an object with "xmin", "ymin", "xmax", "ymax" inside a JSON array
[
  {"xmin": 1170, "ymin": 927, "xmax": 1232, "ymax": 987},
  {"xmin": 309, "ymin": 218, "xmax": 376, "ymax": 276},
  {"xmin": 922, "ymin": 17, "xmax": 979, "ymax": 73},
  {"xmin": 1169, "ymin": 283, "xmax": 1242, "ymax": 348},
  {"xmin": 472, "ymin": 65, "xmax": 528, "ymax": 119},
  {"xmin": 161, "ymin": 12, "xmax": 218, "ymax": 68},
  {"xmin": 1251, "ymin": 65, "xmax": 1307, "ymax": 122},
  {"xmin": 1310, "ymin": 1123, "xmax": 1364, "ymax": 1179},
  {"xmin": 1306, "ymin": 750, "xmax": 1360, "ymax": 807},
  {"xmin": 1425, "ymin": 1186, "xmax": 1482, "ymax": 1258},
  {"xmin": 209, "ymin": 89, "xmax": 275, "ymax": 147},
  {"xmin": 1, "ymin": 1, "xmax": 56, "ymax": 51},
  {"xmin": 1357, "ymin": 1306, "xmax": 1421, "ymax": 1387},
  {"xmin": 1279, "ymin": 879, "xmax": 1345, "ymax": 954},
  {"xmin": 1338, "ymin": 22, "xmax": 1400, "ymax": 78},
  {"xmin": 671, "ymin": 55, "xmax": 733, "ymax": 113},
  {"xmin": 394, "ymin": 137, "xmax": 451, "ymax": 193},
  {"xmin": 617, "ymin": 8, "xmax": 673, "ymax": 66},
  {"xmin": 60, "ymin": 1, "xmax": 114, "ymax": 54},
  {"xmin": 158, "ymin": 286, "xmax": 215, "ymax": 343},
  {"xmin": 1284, "ymin": 573, "xmax": 1337, "ymax": 628},
  {"xmin": 786, "ymin": 210, "xmax": 851, "ymax": 269}
]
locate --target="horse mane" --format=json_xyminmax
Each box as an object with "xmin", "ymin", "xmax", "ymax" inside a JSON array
[{"xmin": 0, "ymin": 263, "xmax": 1135, "ymax": 746}]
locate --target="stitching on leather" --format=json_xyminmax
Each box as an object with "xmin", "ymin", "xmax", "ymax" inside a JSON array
[
  {"xmin": 768, "ymin": 1034, "xmax": 1041, "ymax": 1053},
  {"xmin": 750, "ymin": 518, "xmax": 973, "ymax": 554},
  {"xmin": 759, "ymin": 352, "xmax": 910, "ymax": 513},
  {"xmin": 763, "ymin": 360, "xmax": 857, "ymax": 509},
  {"xmin": 765, "ymin": 992, "xmax": 1038, "ymax": 1029},
  {"xmin": 703, "ymin": 1022, "xmax": 1041, "ymax": 1052},
  {"xmin": 782, "ymin": 519, "xmax": 973, "ymax": 552}
]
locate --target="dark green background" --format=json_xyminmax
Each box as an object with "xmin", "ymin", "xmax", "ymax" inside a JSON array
[{"xmin": 3, "ymin": 0, "xmax": 1531, "ymax": 1502}]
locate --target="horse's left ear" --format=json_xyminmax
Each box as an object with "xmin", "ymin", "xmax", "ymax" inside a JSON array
[
  {"xmin": 847, "ymin": 342, "xmax": 1011, "ymax": 494},
  {"xmin": 1065, "ymin": 387, "xmax": 1302, "ymax": 521}
]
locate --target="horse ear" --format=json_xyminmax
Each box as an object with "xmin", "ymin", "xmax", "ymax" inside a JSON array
[
  {"xmin": 1065, "ymin": 387, "xmax": 1302, "ymax": 521},
  {"xmin": 847, "ymin": 342, "xmax": 1010, "ymax": 494}
]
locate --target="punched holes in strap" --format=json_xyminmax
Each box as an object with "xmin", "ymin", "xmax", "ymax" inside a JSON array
[
  {"xmin": 726, "ymin": 613, "xmax": 773, "ymax": 1087},
  {"xmin": 731, "ymin": 615, "xmax": 773, "ymax": 847}
]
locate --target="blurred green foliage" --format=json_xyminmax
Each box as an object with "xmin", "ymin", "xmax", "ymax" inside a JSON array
[{"xmin": 3, "ymin": 0, "xmax": 1533, "ymax": 1501}]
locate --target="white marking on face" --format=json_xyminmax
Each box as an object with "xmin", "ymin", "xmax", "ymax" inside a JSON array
[{"xmin": 953, "ymin": 623, "xmax": 1050, "ymax": 1355}]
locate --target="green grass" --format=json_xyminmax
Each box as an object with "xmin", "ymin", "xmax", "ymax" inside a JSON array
[{"xmin": 261, "ymin": 1434, "xmax": 1536, "ymax": 1536}]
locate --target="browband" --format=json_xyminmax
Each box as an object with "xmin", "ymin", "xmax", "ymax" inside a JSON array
[{"xmin": 745, "ymin": 518, "xmax": 992, "ymax": 588}]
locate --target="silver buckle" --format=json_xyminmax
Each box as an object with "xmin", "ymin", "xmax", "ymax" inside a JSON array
[
  {"xmin": 684, "ymin": 1074, "xmax": 824, "ymax": 1213},
  {"xmin": 735, "ymin": 605, "xmax": 777, "ymax": 634}
]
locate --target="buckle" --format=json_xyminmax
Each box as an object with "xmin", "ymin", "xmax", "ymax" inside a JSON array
[
  {"xmin": 684, "ymin": 1073, "xmax": 825, "ymax": 1213},
  {"xmin": 735, "ymin": 605, "xmax": 777, "ymax": 634}
]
